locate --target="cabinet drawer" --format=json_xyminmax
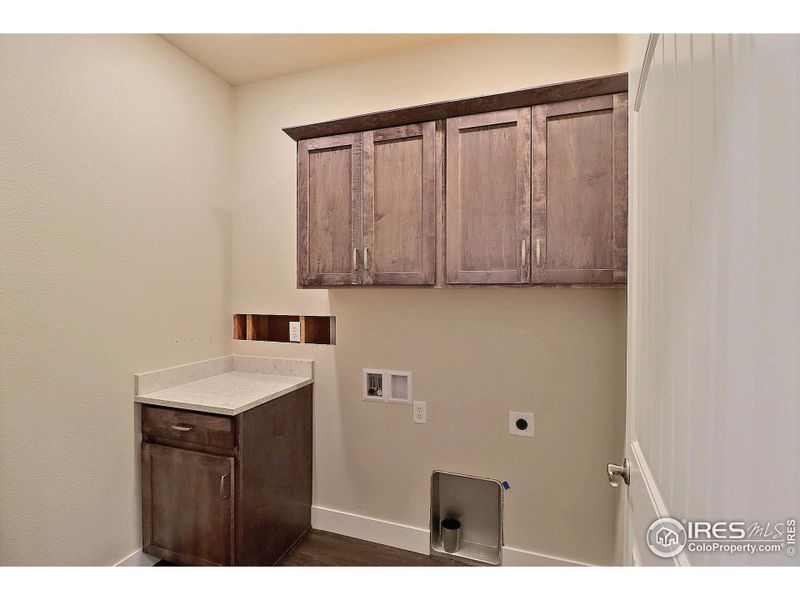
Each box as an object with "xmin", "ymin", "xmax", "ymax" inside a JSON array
[{"xmin": 142, "ymin": 405, "xmax": 234, "ymax": 450}]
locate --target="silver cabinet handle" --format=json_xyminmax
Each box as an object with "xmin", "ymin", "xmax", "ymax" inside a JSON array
[
  {"xmin": 220, "ymin": 473, "xmax": 230, "ymax": 500},
  {"xmin": 521, "ymin": 239, "xmax": 527, "ymax": 270},
  {"xmin": 607, "ymin": 458, "xmax": 630, "ymax": 488},
  {"xmin": 535, "ymin": 238, "xmax": 542, "ymax": 267},
  {"xmin": 363, "ymin": 246, "xmax": 369, "ymax": 270},
  {"xmin": 171, "ymin": 424, "xmax": 192, "ymax": 432}
]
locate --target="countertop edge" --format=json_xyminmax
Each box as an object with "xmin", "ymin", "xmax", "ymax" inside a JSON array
[{"xmin": 134, "ymin": 378, "xmax": 313, "ymax": 416}]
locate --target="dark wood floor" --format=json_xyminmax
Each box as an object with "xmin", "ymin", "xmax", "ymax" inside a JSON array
[
  {"xmin": 278, "ymin": 530, "xmax": 464, "ymax": 566},
  {"xmin": 155, "ymin": 530, "xmax": 465, "ymax": 566}
]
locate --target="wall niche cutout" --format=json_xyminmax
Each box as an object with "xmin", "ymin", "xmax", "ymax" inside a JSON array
[{"xmin": 233, "ymin": 314, "xmax": 335, "ymax": 345}]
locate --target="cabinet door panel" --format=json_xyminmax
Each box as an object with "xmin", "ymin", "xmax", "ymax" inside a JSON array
[
  {"xmin": 532, "ymin": 94, "xmax": 628, "ymax": 284},
  {"xmin": 446, "ymin": 109, "xmax": 531, "ymax": 284},
  {"xmin": 142, "ymin": 443, "xmax": 234, "ymax": 566},
  {"xmin": 363, "ymin": 123, "xmax": 436, "ymax": 285},
  {"xmin": 298, "ymin": 133, "xmax": 361, "ymax": 286}
]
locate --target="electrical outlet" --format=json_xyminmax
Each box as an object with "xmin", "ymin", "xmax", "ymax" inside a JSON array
[
  {"xmin": 413, "ymin": 401, "xmax": 427, "ymax": 424},
  {"xmin": 509, "ymin": 411, "xmax": 534, "ymax": 437},
  {"xmin": 289, "ymin": 321, "xmax": 301, "ymax": 342}
]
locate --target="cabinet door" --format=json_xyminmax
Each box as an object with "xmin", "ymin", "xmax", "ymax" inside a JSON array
[
  {"xmin": 298, "ymin": 133, "xmax": 362, "ymax": 286},
  {"xmin": 531, "ymin": 93, "xmax": 628, "ymax": 284},
  {"xmin": 142, "ymin": 443, "xmax": 234, "ymax": 566},
  {"xmin": 446, "ymin": 108, "xmax": 531, "ymax": 284},
  {"xmin": 363, "ymin": 123, "xmax": 436, "ymax": 285}
]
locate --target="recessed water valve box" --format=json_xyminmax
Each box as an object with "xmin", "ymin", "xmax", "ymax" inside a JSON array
[
  {"xmin": 363, "ymin": 369, "xmax": 385, "ymax": 401},
  {"xmin": 388, "ymin": 371, "xmax": 411, "ymax": 404},
  {"xmin": 363, "ymin": 369, "xmax": 412, "ymax": 404}
]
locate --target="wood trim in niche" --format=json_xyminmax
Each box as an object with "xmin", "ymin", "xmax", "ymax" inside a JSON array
[
  {"xmin": 283, "ymin": 73, "xmax": 628, "ymax": 141},
  {"xmin": 232, "ymin": 314, "xmax": 336, "ymax": 345}
]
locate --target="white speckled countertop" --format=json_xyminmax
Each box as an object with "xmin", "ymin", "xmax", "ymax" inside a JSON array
[{"xmin": 134, "ymin": 355, "xmax": 313, "ymax": 416}]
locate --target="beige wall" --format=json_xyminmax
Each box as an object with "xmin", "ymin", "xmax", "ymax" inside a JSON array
[
  {"xmin": 232, "ymin": 34, "xmax": 628, "ymax": 565},
  {"xmin": 0, "ymin": 34, "xmax": 629, "ymax": 566},
  {"xmin": 0, "ymin": 35, "xmax": 232, "ymax": 565}
]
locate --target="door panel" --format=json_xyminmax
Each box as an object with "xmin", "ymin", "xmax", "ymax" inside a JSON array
[
  {"xmin": 446, "ymin": 109, "xmax": 531, "ymax": 284},
  {"xmin": 363, "ymin": 122, "xmax": 436, "ymax": 285},
  {"xmin": 142, "ymin": 443, "xmax": 234, "ymax": 566},
  {"xmin": 532, "ymin": 94, "xmax": 627, "ymax": 284},
  {"xmin": 298, "ymin": 133, "xmax": 361, "ymax": 286}
]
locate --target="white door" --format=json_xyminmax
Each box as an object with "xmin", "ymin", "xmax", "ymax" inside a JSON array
[
  {"xmin": 615, "ymin": 33, "xmax": 800, "ymax": 567},
  {"xmin": 614, "ymin": 34, "xmax": 689, "ymax": 567}
]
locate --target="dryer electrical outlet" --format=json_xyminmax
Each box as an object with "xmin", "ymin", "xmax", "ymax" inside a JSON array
[{"xmin": 509, "ymin": 411, "xmax": 534, "ymax": 437}]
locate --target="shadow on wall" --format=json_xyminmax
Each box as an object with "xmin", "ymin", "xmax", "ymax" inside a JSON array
[{"xmin": 319, "ymin": 286, "xmax": 627, "ymax": 565}]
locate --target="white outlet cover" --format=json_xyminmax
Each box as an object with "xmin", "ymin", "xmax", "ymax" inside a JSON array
[
  {"xmin": 289, "ymin": 321, "xmax": 301, "ymax": 342},
  {"xmin": 412, "ymin": 400, "xmax": 427, "ymax": 424},
  {"xmin": 509, "ymin": 411, "xmax": 534, "ymax": 437}
]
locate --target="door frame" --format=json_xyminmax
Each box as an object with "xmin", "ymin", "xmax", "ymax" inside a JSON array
[{"xmin": 621, "ymin": 33, "xmax": 687, "ymax": 567}]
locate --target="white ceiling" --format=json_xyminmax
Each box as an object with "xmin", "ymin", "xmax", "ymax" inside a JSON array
[{"xmin": 161, "ymin": 34, "xmax": 461, "ymax": 86}]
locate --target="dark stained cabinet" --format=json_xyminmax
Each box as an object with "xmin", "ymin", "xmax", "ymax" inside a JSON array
[
  {"xmin": 140, "ymin": 385, "xmax": 313, "ymax": 566},
  {"xmin": 289, "ymin": 75, "xmax": 629, "ymax": 288},
  {"xmin": 532, "ymin": 94, "xmax": 628, "ymax": 284},
  {"xmin": 445, "ymin": 108, "xmax": 531, "ymax": 284},
  {"xmin": 298, "ymin": 134, "xmax": 362, "ymax": 286},
  {"xmin": 142, "ymin": 444, "xmax": 234, "ymax": 566},
  {"xmin": 363, "ymin": 123, "xmax": 436, "ymax": 285}
]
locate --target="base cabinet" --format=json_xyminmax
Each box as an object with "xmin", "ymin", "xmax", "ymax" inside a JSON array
[{"xmin": 140, "ymin": 385, "xmax": 313, "ymax": 566}]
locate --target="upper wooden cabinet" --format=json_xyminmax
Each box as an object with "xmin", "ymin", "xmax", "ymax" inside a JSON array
[
  {"xmin": 297, "ymin": 125, "xmax": 437, "ymax": 287},
  {"xmin": 289, "ymin": 74, "xmax": 629, "ymax": 288},
  {"xmin": 446, "ymin": 108, "xmax": 531, "ymax": 284},
  {"xmin": 363, "ymin": 123, "xmax": 436, "ymax": 285},
  {"xmin": 532, "ymin": 94, "xmax": 628, "ymax": 285},
  {"xmin": 297, "ymin": 133, "xmax": 362, "ymax": 286}
]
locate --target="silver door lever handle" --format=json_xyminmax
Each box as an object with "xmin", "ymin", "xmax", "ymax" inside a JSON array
[{"xmin": 607, "ymin": 458, "xmax": 630, "ymax": 487}]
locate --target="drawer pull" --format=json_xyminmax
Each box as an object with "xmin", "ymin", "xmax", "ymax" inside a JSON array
[
  {"xmin": 220, "ymin": 473, "xmax": 230, "ymax": 500},
  {"xmin": 170, "ymin": 423, "xmax": 193, "ymax": 432}
]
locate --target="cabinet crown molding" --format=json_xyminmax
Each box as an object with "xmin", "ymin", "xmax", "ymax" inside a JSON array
[{"xmin": 283, "ymin": 73, "xmax": 628, "ymax": 141}]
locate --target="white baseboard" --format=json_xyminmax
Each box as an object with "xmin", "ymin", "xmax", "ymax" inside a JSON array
[
  {"xmin": 311, "ymin": 505, "xmax": 591, "ymax": 567},
  {"xmin": 501, "ymin": 545, "xmax": 591, "ymax": 567},
  {"xmin": 114, "ymin": 508, "xmax": 590, "ymax": 566},
  {"xmin": 114, "ymin": 548, "xmax": 159, "ymax": 567},
  {"xmin": 312, "ymin": 506, "xmax": 430, "ymax": 554}
]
